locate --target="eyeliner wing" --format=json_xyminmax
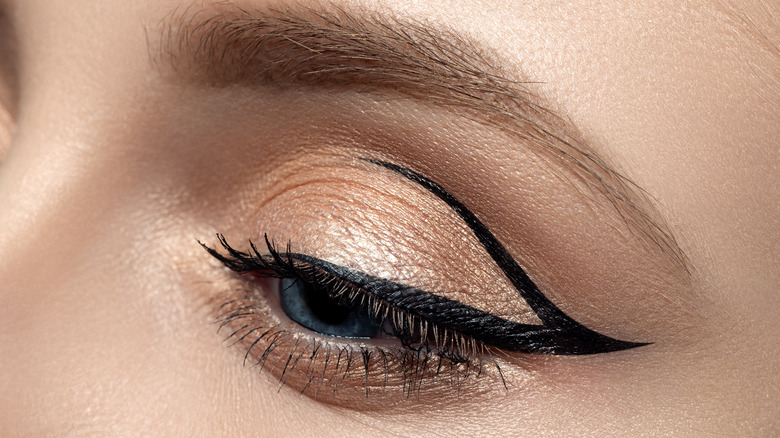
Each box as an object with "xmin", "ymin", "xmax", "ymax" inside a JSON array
[{"xmin": 361, "ymin": 158, "xmax": 649, "ymax": 354}]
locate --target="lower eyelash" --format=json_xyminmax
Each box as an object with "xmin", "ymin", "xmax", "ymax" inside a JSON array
[{"xmin": 213, "ymin": 281, "xmax": 509, "ymax": 401}]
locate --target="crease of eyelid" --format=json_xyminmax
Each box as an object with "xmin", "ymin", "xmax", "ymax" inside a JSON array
[
  {"xmin": 150, "ymin": 2, "xmax": 691, "ymax": 273},
  {"xmin": 255, "ymin": 174, "xmax": 432, "ymax": 214},
  {"xmin": 253, "ymin": 176, "xmax": 356, "ymax": 211},
  {"xmin": 252, "ymin": 176, "xmax": 521, "ymax": 309}
]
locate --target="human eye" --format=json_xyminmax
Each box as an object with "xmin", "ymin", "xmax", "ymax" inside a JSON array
[{"xmin": 200, "ymin": 158, "xmax": 648, "ymax": 406}]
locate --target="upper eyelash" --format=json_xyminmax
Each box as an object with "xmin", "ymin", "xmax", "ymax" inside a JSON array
[{"xmin": 202, "ymin": 234, "xmax": 489, "ymax": 363}]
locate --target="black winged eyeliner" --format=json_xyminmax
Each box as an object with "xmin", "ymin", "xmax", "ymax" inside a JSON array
[{"xmin": 357, "ymin": 158, "xmax": 649, "ymax": 354}]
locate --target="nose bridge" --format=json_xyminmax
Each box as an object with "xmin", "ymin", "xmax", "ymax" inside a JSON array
[{"xmin": 0, "ymin": 0, "xmax": 154, "ymax": 282}]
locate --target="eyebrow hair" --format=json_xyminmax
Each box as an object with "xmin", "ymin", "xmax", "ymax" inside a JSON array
[
  {"xmin": 153, "ymin": 3, "xmax": 689, "ymax": 272},
  {"xmin": 717, "ymin": 0, "xmax": 780, "ymax": 65}
]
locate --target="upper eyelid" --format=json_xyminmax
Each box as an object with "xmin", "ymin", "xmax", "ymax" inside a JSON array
[
  {"xmin": 361, "ymin": 159, "xmax": 557, "ymax": 321},
  {"xmin": 153, "ymin": 3, "xmax": 689, "ymax": 272}
]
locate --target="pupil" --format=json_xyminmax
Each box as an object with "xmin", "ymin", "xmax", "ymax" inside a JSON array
[
  {"xmin": 296, "ymin": 280, "xmax": 352, "ymax": 325},
  {"xmin": 279, "ymin": 278, "xmax": 379, "ymax": 338}
]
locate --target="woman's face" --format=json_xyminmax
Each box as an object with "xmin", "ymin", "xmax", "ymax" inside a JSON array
[{"xmin": 0, "ymin": 0, "xmax": 777, "ymax": 436}]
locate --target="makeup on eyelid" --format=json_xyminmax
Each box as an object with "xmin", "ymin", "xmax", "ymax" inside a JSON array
[{"xmin": 245, "ymin": 163, "xmax": 542, "ymax": 326}]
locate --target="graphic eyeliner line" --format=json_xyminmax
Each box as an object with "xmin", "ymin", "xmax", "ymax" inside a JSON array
[{"xmin": 360, "ymin": 158, "xmax": 649, "ymax": 354}]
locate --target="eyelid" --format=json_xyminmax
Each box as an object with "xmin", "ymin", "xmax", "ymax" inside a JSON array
[{"xmin": 166, "ymin": 5, "xmax": 687, "ymax": 272}]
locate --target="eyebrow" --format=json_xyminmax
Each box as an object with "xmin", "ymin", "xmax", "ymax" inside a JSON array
[{"xmin": 153, "ymin": 3, "xmax": 689, "ymax": 272}]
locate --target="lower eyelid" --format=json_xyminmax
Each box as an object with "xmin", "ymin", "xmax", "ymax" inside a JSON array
[{"xmin": 213, "ymin": 274, "xmax": 512, "ymax": 407}]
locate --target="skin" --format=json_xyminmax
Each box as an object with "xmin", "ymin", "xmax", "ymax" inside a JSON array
[{"xmin": 0, "ymin": 0, "xmax": 778, "ymax": 436}]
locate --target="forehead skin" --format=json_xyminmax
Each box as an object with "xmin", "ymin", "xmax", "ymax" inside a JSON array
[{"xmin": 0, "ymin": 0, "xmax": 778, "ymax": 437}]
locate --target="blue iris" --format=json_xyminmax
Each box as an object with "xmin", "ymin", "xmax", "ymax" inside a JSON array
[{"xmin": 279, "ymin": 278, "xmax": 379, "ymax": 338}]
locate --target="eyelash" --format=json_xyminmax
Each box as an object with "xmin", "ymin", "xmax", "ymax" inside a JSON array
[{"xmin": 203, "ymin": 234, "xmax": 508, "ymax": 398}]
